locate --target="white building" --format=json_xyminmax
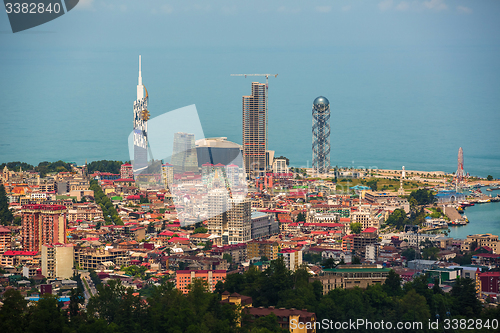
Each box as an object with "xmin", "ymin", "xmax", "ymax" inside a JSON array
[{"xmin": 273, "ymin": 159, "xmax": 289, "ymax": 174}]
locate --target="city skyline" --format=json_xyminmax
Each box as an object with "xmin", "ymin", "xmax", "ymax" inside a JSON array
[{"xmin": 1, "ymin": 1, "xmax": 499, "ymax": 178}]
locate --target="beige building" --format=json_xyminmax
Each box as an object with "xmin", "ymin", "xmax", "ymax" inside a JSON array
[
  {"xmin": 461, "ymin": 234, "xmax": 499, "ymax": 254},
  {"xmin": 321, "ymin": 265, "xmax": 390, "ymax": 289},
  {"xmin": 42, "ymin": 243, "xmax": 74, "ymax": 279},
  {"xmin": 227, "ymin": 197, "xmax": 251, "ymax": 244},
  {"xmin": 247, "ymin": 240, "xmax": 278, "ymax": 260}
]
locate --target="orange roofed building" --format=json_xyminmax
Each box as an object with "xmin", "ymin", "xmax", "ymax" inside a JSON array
[{"xmin": 176, "ymin": 269, "xmax": 226, "ymax": 294}]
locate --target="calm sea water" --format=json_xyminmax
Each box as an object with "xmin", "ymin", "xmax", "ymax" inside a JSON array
[
  {"xmin": 448, "ymin": 189, "xmax": 500, "ymax": 239},
  {"xmin": 0, "ymin": 46, "xmax": 499, "ymax": 179}
]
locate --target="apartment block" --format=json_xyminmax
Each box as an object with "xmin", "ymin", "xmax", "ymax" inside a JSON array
[
  {"xmin": 41, "ymin": 243, "xmax": 74, "ymax": 279},
  {"xmin": 21, "ymin": 204, "xmax": 67, "ymax": 252},
  {"xmin": 247, "ymin": 240, "xmax": 278, "ymax": 260},
  {"xmin": 176, "ymin": 269, "xmax": 226, "ymax": 294}
]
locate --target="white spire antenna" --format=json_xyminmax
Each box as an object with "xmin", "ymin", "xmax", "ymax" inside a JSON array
[{"xmin": 137, "ymin": 55, "xmax": 144, "ymax": 100}]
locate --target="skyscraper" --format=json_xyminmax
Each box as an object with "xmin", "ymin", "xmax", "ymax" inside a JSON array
[
  {"xmin": 170, "ymin": 132, "xmax": 199, "ymax": 174},
  {"xmin": 21, "ymin": 204, "xmax": 67, "ymax": 252},
  {"xmin": 312, "ymin": 96, "xmax": 331, "ymax": 175},
  {"xmin": 243, "ymin": 82, "xmax": 266, "ymax": 176},
  {"xmin": 133, "ymin": 55, "xmax": 150, "ymax": 176}
]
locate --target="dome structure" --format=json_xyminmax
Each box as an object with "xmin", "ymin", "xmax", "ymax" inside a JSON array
[{"xmin": 313, "ymin": 96, "xmax": 329, "ymax": 106}]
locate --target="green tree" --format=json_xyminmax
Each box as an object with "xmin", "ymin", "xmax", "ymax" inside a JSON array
[
  {"xmin": 450, "ymin": 277, "xmax": 482, "ymax": 317},
  {"xmin": 383, "ymin": 270, "xmax": 402, "ymax": 297},
  {"xmin": 223, "ymin": 253, "xmax": 232, "ymax": 264},
  {"xmin": 349, "ymin": 222, "xmax": 362, "ymax": 234},
  {"xmin": 402, "ymin": 248, "xmax": 416, "ymax": 261},
  {"xmin": 194, "ymin": 227, "xmax": 208, "ymax": 234},
  {"xmin": 0, "ymin": 289, "xmax": 27, "ymax": 333},
  {"xmin": 203, "ymin": 240, "xmax": 213, "ymax": 251},
  {"xmin": 26, "ymin": 294, "xmax": 67, "ymax": 333},
  {"xmin": 0, "ymin": 184, "xmax": 14, "ymax": 225},
  {"xmin": 296, "ymin": 212, "xmax": 306, "ymax": 222},
  {"xmin": 487, "ymin": 175, "xmax": 493, "ymax": 181}
]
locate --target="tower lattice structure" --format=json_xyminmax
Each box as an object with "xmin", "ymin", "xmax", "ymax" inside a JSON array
[{"xmin": 312, "ymin": 96, "xmax": 331, "ymax": 175}]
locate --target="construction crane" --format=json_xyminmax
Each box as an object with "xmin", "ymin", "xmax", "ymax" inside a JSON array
[{"xmin": 231, "ymin": 74, "xmax": 278, "ymax": 173}]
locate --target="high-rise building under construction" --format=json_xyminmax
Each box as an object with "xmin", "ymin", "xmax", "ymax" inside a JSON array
[{"xmin": 242, "ymin": 82, "xmax": 266, "ymax": 175}]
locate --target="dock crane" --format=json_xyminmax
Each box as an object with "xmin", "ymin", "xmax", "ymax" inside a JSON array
[{"xmin": 231, "ymin": 74, "xmax": 278, "ymax": 174}]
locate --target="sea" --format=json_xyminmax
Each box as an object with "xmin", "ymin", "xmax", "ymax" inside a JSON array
[
  {"xmin": 448, "ymin": 188, "xmax": 500, "ymax": 240},
  {"xmin": 0, "ymin": 46, "xmax": 499, "ymax": 239}
]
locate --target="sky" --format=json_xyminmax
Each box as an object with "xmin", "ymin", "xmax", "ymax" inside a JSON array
[{"xmin": 1, "ymin": 0, "xmax": 500, "ymax": 176}]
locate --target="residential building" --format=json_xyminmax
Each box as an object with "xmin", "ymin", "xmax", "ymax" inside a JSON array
[
  {"xmin": 74, "ymin": 247, "xmax": 129, "ymax": 270},
  {"xmin": 251, "ymin": 211, "xmax": 279, "ymax": 239},
  {"xmin": 176, "ymin": 269, "xmax": 226, "ymax": 294},
  {"xmin": 243, "ymin": 82, "xmax": 267, "ymax": 174},
  {"xmin": 478, "ymin": 271, "xmax": 500, "ymax": 296},
  {"xmin": 244, "ymin": 306, "xmax": 316, "ymax": 333},
  {"xmin": 227, "ymin": 197, "xmax": 251, "ymax": 244},
  {"xmin": 247, "ymin": 240, "xmax": 278, "ymax": 260},
  {"xmin": 353, "ymin": 227, "xmax": 378, "ymax": 251},
  {"xmin": 211, "ymin": 243, "xmax": 247, "ymax": 264},
  {"xmin": 0, "ymin": 225, "xmax": 11, "ymax": 254},
  {"xmin": 272, "ymin": 159, "xmax": 288, "ymax": 174},
  {"xmin": 161, "ymin": 163, "xmax": 174, "ymax": 189},
  {"xmin": 279, "ymin": 248, "xmax": 303, "ymax": 271},
  {"xmin": 120, "ymin": 163, "xmax": 134, "ymax": 180},
  {"xmin": 462, "ymin": 234, "xmax": 499, "ymax": 254},
  {"xmin": 322, "ymin": 265, "xmax": 390, "ymax": 289},
  {"xmin": 41, "ymin": 243, "xmax": 74, "ymax": 279},
  {"xmin": 21, "ymin": 204, "xmax": 67, "ymax": 252}
]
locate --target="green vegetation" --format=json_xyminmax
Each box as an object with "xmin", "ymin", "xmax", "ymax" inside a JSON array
[
  {"xmin": 87, "ymin": 160, "xmax": 123, "ymax": 174},
  {"xmin": 303, "ymin": 252, "xmax": 322, "ymax": 264},
  {"xmin": 402, "ymin": 248, "xmax": 416, "ymax": 261},
  {"xmin": 90, "ymin": 180, "xmax": 123, "ymax": 225},
  {"xmin": 122, "ymin": 265, "xmax": 148, "ymax": 279},
  {"xmin": 0, "ymin": 161, "xmax": 34, "ymax": 172},
  {"xmin": 365, "ymin": 179, "xmax": 377, "ymax": 191},
  {"xmin": 37, "ymin": 160, "xmax": 74, "ymax": 177},
  {"xmin": 194, "ymin": 226, "xmax": 208, "ymax": 234},
  {"xmin": 409, "ymin": 189, "xmax": 436, "ymax": 206},
  {"xmin": 296, "ymin": 212, "xmax": 306, "ymax": 222},
  {"xmin": 1, "ymin": 160, "xmax": 77, "ymax": 177},
  {"xmin": 223, "ymin": 253, "xmax": 232, "ymax": 264},
  {"xmin": 0, "ymin": 184, "xmax": 14, "ymax": 225},
  {"xmin": 487, "ymin": 175, "xmax": 493, "ymax": 181},
  {"xmin": 349, "ymin": 222, "xmax": 362, "ymax": 234}
]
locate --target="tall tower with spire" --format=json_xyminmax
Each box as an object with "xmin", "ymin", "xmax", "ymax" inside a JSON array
[
  {"xmin": 133, "ymin": 55, "xmax": 150, "ymax": 176},
  {"xmin": 398, "ymin": 166, "xmax": 405, "ymax": 195}
]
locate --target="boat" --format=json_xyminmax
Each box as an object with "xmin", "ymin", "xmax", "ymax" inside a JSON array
[{"xmin": 486, "ymin": 188, "xmax": 493, "ymax": 192}]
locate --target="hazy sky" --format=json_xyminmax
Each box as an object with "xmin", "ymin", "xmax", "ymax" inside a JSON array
[{"xmin": 2, "ymin": 0, "xmax": 499, "ymax": 49}]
